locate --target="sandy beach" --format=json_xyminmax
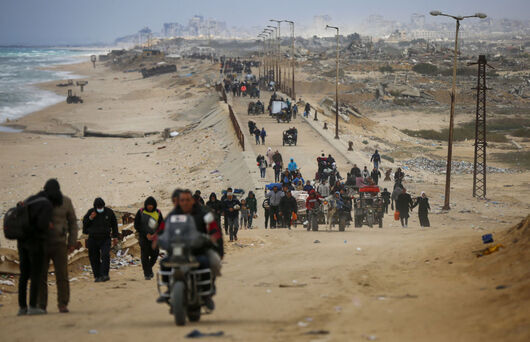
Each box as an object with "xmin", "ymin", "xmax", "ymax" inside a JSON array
[{"xmin": 0, "ymin": 56, "xmax": 528, "ymax": 341}]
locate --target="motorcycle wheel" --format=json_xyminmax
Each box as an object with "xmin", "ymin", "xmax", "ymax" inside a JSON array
[
  {"xmin": 171, "ymin": 282, "xmax": 186, "ymax": 326},
  {"xmin": 188, "ymin": 307, "xmax": 201, "ymax": 322}
]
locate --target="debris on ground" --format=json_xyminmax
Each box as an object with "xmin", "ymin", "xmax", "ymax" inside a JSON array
[
  {"xmin": 402, "ymin": 157, "xmax": 515, "ymax": 175},
  {"xmin": 0, "ymin": 279, "xmax": 15, "ymax": 286},
  {"xmin": 279, "ymin": 283, "xmax": 307, "ymax": 288},
  {"xmin": 305, "ymin": 330, "xmax": 329, "ymax": 335},
  {"xmin": 185, "ymin": 330, "xmax": 224, "ymax": 338},
  {"xmin": 475, "ymin": 244, "xmax": 505, "ymax": 257}
]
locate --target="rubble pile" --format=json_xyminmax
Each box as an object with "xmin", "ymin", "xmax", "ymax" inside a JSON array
[{"xmin": 402, "ymin": 157, "xmax": 516, "ymax": 175}]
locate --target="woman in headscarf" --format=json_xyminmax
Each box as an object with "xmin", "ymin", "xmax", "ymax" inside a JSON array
[
  {"xmin": 206, "ymin": 193, "xmax": 223, "ymax": 228},
  {"xmin": 413, "ymin": 192, "xmax": 431, "ymax": 227},
  {"xmin": 266, "ymin": 147, "xmax": 273, "ymax": 166}
]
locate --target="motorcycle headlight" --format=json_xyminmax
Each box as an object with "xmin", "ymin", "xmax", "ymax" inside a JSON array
[{"xmin": 173, "ymin": 246, "xmax": 183, "ymax": 256}]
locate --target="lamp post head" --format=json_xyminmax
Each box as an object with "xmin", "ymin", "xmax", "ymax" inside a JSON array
[
  {"xmin": 475, "ymin": 12, "xmax": 487, "ymax": 19},
  {"xmin": 430, "ymin": 10, "xmax": 442, "ymax": 16}
]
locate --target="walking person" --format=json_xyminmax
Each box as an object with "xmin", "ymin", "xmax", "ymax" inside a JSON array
[
  {"xmin": 304, "ymin": 102, "xmax": 310, "ymax": 118},
  {"xmin": 82, "ymin": 198, "xmax": 118, "ymax": 282},
  {"xmin": 381, "ymin": 188, "xmax": 391, "ymax": 214},
  {"xmin": 259, "ymin": 157, "xmax": 268, "ymax": 178},
  {"xmin": 38, "ymin": 179, "xmax": 78, "ymax": 314},
  {"xmin": 134, "ymin": 197, "xmax": 163, "ymax": 280},
  {"xmin": 362, "ymin": 166, "xmax": 370, "ymax": 181},
  {"xmin": 292, "ymin": 103, "xmax": 298, "ymax": 119},
  {"xmin": 17, "ymin": 180, "xmax": 59, "ymax": 316},
  {"xmin": 279, "ymin": 190, "xmax": 298, "ymax": 230},
  {"xmin": 273, "ymin": 162, "xmax": 282, "ymax": 182},
  {"xmin": 266, "ymin": 186, "xmax": 284, "ymax": 228},
  {"xmin": 240, "ymin": 199, "xmax": 250, "ymax": 229},
  {"xmin": 245, "ymin": 191, "xmax": 257, "ymax": 229},
  {"xmin": 206, "ymin": 193, "xmax": 223, "ymax": 229},
  {"xmin": 370, "ymin": 167, "xmax": 381, "ymax": 185},
  {"xmin": 371, "ymin": 150, "xmax": 381, "ymax": 170},
  {"xmin": 413, "ymin": 192, "xmax": 431, "ymax": 227},
  {"xmin": 266, "ymin": 147, "xmax": 273, "ymax": 166},
  {"xmin": 262, "ymin": 197, "xmax": 271, "ymax": 229},
  {"xmin": 222, "ymin": 191, "xmax": 241, "ymax": 241},
  {"xmin": 396, "ymin": 188, "xmax": 413, "ymax": 228},
  {"xmin": 260, "ymin": 127, "xmax": 267, "ymax": 145},
  {"xmin": 254, "ymin": 128, "xmax": 261, "ymax": 145}
]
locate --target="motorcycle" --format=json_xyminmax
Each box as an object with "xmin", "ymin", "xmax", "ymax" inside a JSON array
[{"xmin": 157, "ymin": 215, "xmax": 216, "ymax": 326}]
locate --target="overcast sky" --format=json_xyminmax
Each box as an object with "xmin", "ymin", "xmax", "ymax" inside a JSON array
[{"xmin": 1, "ymin": 0, "xmax": 529, "ymax": 45}]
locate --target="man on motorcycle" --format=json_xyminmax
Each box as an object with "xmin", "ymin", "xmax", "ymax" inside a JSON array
[{"xmin": 155, "ymin": 190, "xmax": 223, "ymax": 309}]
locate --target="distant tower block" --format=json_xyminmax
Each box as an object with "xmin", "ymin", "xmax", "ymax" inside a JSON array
[
  {"xmin": 472, "ymin": 55, "xmax": 492, "ymax": 199},
  {"xmin": 90, "ymin": 55, "xmax": 96, "ymax": 68}
]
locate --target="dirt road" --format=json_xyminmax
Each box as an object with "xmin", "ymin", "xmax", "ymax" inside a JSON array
[{"xmin": 1, "ymin": 78, "xmax": 528, "ymax": 341}]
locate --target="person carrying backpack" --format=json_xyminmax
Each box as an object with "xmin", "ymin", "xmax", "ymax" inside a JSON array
[
  {"xmin": 134, "ymin": 197, "xmax": 163, "ymax": 280},
  {"xmin": 12, "ymin": 180, "xmax": 61, "ymax": 315},
  {"xmin": 37, "ymin": 179, "xmax": 78, "ymax": 314}
]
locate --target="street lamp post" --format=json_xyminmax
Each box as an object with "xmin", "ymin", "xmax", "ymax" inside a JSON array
[
  {"xmin": 283, "ymin": 20, "xmax": 295, "ymax": 99},
  {"xmin": 430, "ymin": 10, "xmax": 487, "ymax": 210},
  {"xmin": 326, "ymin": 25, "xmax": 340, "ymax": 139},
  {"xmin": 270, "ymin": 19, "xmax": 282, "ymax": 90},
  {"xmin": 266, "ymin": 25, "xmax": 278, "ymax": 85}
]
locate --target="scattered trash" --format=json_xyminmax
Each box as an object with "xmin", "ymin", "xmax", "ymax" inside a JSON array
[
  {"xmin": 496, "ymin": 285, "xmax": 508, "ymax": 290},
  {"xmin": 314, "ymin": 240, "xmax": 320, "ymax": 244},
  {"xmin": 169, "ymin": 131, "xmax": 179, "ymax": 137},
  {"xmin": 305, "ymin": 317, "xmax": 313, "ymax": 322},
  {"xmin": 344, "ymin": 240, "xmax": 347, "ymax": 244},
  {"xmin": 362, "ymin": 334, "xmax": 378, "ymax": 341},
  {"xmin": 482, "ymin": 234, "xmax": 494, "ymax": 244},
  {"xmin": 305, "ymin": 330, "xmax": 329, "ymax": 335},
  {"xmin": 279, "ymin": 283, "xmax": 307, "ymax": 288},
  {"xmin": 402, "ymin": 157, "xmax": 515, "ymax": 175},
  {"xmin": 266, "ymin": 289, "xmax": 272, "ymax": 293},
  {"xmin": 185, "ymin": 330, "xmax": 224, "ymax": 338},
  {"xmin": 475, "ymin": 244, "xmax": 505, "ymax": 257},
  {"xmin": 356, "ymin": 247, "xmax": 362, "ymax": 251},
  {"xmin": 157, "ymin": 146, "xmax": 166, "ymax": 150},
  {"xmin": 334, "ymin": 306, "xmax": 342, "ymax": 312},
  {"xmin": 298, "ymin": 321, "xmax": 309, "ymax": 327},
  {"xmin": 0, "ymin": 280, "xmax": 15, "ymax": 286},
  {"xmin": 88, "ymin": 330, "xmax": 98, "ymax": 334}
]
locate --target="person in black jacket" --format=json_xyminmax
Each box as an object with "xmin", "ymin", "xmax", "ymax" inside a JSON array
[
  {"xmin": 17, "ymin": 180, "xmax": 60, "ymax": 316},
  {"xmin": 206, "ymin": 193, "xmax": 223, "ymax": 228},
  {"xmin": 381, "ymin": 188, "xmax": 391, "ymax": 214},
  {"xmin": 396, "ymin": 188, "xmax": 413, "ymax": 228},
  {"xmin": 370, "ymin": 168, "xmax": 381, "ymax": 185},
  {"xmin": 82, "ymin": 198, "xmax": 118, "ymax": 282},
  {"xmin": 412, "ymin": 192, "xmax": 431, "ymax": 227},
  {"xmin": 279, "ymin": 190, "xmax": 297, "ymax": 229},
  {"xmin": 134, "ymin": 197, "xmax": 163, "ymax": 280},
  {"xmin": 222, "ymin": 192, "xmax": 241, "ymax": 241}
]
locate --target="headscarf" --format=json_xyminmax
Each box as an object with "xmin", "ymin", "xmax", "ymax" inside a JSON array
[{"xmin": 44, "ymin": 178, "xmax": 63, "ymax": 207}]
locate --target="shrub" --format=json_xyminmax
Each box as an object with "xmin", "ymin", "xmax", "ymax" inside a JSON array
[
  {"xmin": 412, "ymin": 63, "xmax": 438, "ymax": 75},
  {"xmin": 379, "ymin": 65, "xmax": 394, "ymax": 73}
]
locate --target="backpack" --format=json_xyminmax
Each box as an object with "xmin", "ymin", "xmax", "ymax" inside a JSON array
[{"xmin": 3, "ymin": 197, "xmax": 47, "ymax": 240}]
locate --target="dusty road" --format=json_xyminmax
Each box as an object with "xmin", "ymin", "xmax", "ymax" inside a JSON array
[{"xmin": 1, "ymin": 67, "xmax": 528, "ymax": 341}]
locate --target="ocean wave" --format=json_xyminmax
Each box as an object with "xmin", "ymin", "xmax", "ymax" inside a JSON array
[{"xmin": 0, "ymin": 88, "xmax": 64, "ymax": 123}]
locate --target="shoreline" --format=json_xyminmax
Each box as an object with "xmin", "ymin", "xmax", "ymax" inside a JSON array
[{"xmin": 0, "ymin": 48, "xmax": 109, "ymax": 128}]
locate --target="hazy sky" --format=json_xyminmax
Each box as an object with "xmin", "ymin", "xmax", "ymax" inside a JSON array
[{"xmin": 1, "ymin": 0, "xmax": 529, "ymax": 45}]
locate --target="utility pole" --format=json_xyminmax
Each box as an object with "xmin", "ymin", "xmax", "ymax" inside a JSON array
[
  {"xmin": 283, "ymin": 20, "xmax": 295, "ymax": 99},
  {"xmin": 270, "ymin": 20, "xmax": 282, "ymax": 90},
  {"xmin": 470, "ymin": 55, "xmax": 493, "ymax": 199},
  {"xmin": 430, "ymin": 10, "xmax": 487, "ymax": 210},
  {"xmin": 326, "ymin": 25, "xmax": 340, "ymax": 139},
  {"xmin": 266, "ymin": 25, "xmax": 277, "ymax": 85}
]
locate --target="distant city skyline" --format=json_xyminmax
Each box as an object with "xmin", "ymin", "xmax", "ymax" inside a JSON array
[{"xmin": 0, "ymin": 0, "xmax": 529, "ymax": 45}]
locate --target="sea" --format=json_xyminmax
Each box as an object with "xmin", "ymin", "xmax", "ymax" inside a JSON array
[{"xmin": 0, "ymin": 47, "xmax": 105, "ymax": 132}]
